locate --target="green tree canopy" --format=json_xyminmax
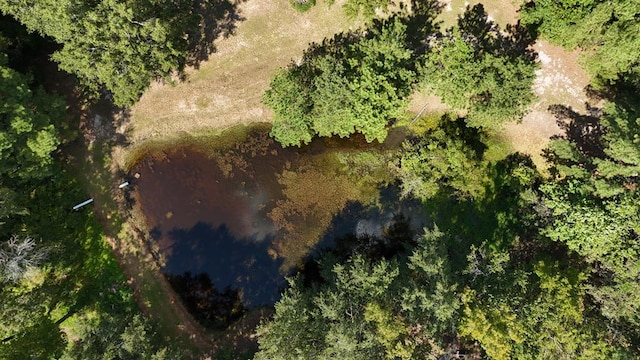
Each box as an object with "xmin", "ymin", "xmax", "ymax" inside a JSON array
[
  {"xmin": 0, "ymin": 0, "xmax": 185, "ymax": 106},
  {"xmin": 460, "ymin": 256, "xmax": 617, "ymax": 359},
  {"xmin": 420, "ymin": 4, "xmax": 538, "ymax": 128},
  {"xmin": 521, "ymin": 0, "xmax": 640, "ymax": 86},
  {"xmin": 255, "ymin": 227, "xmax": 459, "ymax": 359},
  {"xmin": 0, "ymin": 0, "xmax": 240, "ymax": 106},
  {"xmin": 542, "ymin": 86, "xmax": 640, "ymax": 335},
  {"xmin": 395, "ymin": 115, "xmax": 489, "ymax": 201},
  {"xmin": 0, "ymin": 53, "xmax": 61, "ymax": 183},
  {"xmin": 264, "ymin": 17, "xmax": 418, "ymax": 146}
]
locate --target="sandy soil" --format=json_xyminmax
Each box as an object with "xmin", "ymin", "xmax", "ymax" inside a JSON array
[{"xmin": 502, "ymin": 40, "xmax": 590, "ymax": 168}]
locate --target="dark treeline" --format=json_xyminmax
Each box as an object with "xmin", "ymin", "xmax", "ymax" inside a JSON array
[{"xmin": 0, "ymin": 13, "xmax": 182, "ymax": 360}]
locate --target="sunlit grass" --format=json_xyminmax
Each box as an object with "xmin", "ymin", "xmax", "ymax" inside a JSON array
[{"xmin": 128, "ymin": 0, "xmax": 358, "ymax": 145}]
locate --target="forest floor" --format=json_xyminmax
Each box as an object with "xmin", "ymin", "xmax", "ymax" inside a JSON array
[{"xmin": 100, "ymin": 0, "xmax": 592, "ymax": 357}]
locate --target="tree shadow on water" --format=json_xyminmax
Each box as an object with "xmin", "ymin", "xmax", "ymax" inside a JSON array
[
  {"xmin": 160, "ymin": 222, "xmax": 285, "ymax": 328},
  {"xmin": 166, "ymin": 271, "xmax": 245, "ymax": 330},
  {"xmin": 294, "ymin": 186, "xmax": 429, "ymax": 286}
]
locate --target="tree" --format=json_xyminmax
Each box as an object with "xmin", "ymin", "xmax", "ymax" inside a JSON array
[
  {"xmin": 264, "ymin": 17, "xmax": 417, "ymax": 146},
  {"xmin": 0, "ymin": 53, "xmax": 62, "ymax": 182},
  {"xmin": 395, "ymin": 115, "xmax": 488, "ymax": 201},
  {"xmin": 61, "ymin": 314, "xmax": 182, "ymax": 360},
  {"xmin": 541, "ymin": 87, "xmax": 640, "ymax": 338},
  {"xmin": 0, "ymin": 235, "xmax": 46, "ymax": 283},
  {"xmin": 0, "ymin": 315, "xmax": 67, "ymax": 360},
  {"xmin": 521, "ymin": 0, "xmax": 640, "ymax": 86},
  {"xmin": 255, "ymin": 228, "xmax": 459, "ymax": 359},
  {"xmin": 459, "ymin": 258, "xmax": 617, "ymax": 359},
  {"xmin": 325, "ymin": 0, "xmax": 390, "ymax": 20},
  {"xmin": 0, "ymin": 0, "xmax": 189, "ymax": 106},
  {"xmin": 420, "ymin": 4, "xmax": 538, "ymax": 128}
]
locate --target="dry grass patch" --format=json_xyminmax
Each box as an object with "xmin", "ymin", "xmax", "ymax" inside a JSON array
[{"xmin": 129, "ymin": 0, "xmax": 359, "ymax": 144}]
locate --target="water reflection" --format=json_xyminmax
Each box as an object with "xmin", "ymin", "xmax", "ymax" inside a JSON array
[
  {"xmin": 162, "ymin": 222, "xmax": 285, "ymax": 309},
  {"xmin": 130, "ymin": 129, "xmax": 413, "ymax": 329},
  {"xmin": 166, "ymin": 271, "xmax": 245, "ymax": 330}
]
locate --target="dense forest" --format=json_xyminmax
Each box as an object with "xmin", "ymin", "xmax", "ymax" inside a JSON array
[{"xmin": 0, "ymin": 0, "xmax": 638, "ymax": 359}]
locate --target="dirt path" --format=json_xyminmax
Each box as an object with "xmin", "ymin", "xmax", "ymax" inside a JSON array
[{"xmin": 68, "ymin": 111, "xmax": 215, "ymax": 356}]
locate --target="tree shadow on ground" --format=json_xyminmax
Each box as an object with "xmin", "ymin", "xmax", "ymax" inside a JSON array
[
  {"xmin": 547, "ymin": 104, "xmax": 606, "ymax": 159},
  {"xmin": 455, "ymin": 4, "xmax": 537, "ymax": 62},
  {"xmin": 185, "ymin": 0, "xmax": 246, "ymax": 67},
  {"xmin": 162, "ymin": 0, "xmax": 246, "ymax": 68},
  {"xmin": 299, "ymin": 0, "xmax": 443, "ymax": 63}
]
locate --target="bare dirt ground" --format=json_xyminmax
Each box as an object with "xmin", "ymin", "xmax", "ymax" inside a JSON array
[
  {"xmin": 429, "ymin": 0, "xmax": 591, "ymax": 169},
  {"xmin": 503, "ymin": 41, "xmax": 590, "ymax": 168}
]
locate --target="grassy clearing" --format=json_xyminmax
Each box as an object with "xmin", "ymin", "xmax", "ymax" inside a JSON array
[
  {"xmin": 128, "ymin": 0, "xmax": 359, "ymax": 144},
  {"xmin": 125, "ymin": 0, "xmax": 591, "ymax": 175}
]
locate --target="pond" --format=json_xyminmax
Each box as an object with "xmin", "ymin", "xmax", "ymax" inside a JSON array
[{"xmin": 130, "ymin": 127, "xmax": 427, "ymax": 329}]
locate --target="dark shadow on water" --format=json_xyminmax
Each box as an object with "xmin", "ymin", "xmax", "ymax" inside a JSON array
[
  {"xmin": 297, "ymin": 186, "xmax": 430, "ymax": 283},
  {"xmin": 316, "ymin": 186, "xmax": 429, "ymax": 252},
  {"xmin": 131, "ymin": 128, "xmax": 416, "ymax": 329},
  {"xmin": 294, "ymin": 188, "xmax": 427, "ymax": 288},
  {"xmin": 161, "ymin": 221, "xmax": 285, "ymax": 328},
  {"xmin": 166, "ymin": 271, "xmax": 245, "ymax": 330}
]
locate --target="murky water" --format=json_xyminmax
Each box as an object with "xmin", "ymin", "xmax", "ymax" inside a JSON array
[
  {"xmin": 130, "ymin": 128, "xmax": 424, "ymax": 328},
  {"xmin": 132, "ymin": 140, "xmax": 290, "ymax": 309}
]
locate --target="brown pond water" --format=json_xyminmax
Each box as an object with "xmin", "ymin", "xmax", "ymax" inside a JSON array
[{"xmin": 130, "ymin": 128, "xmax": 427, "ymax": 328}]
